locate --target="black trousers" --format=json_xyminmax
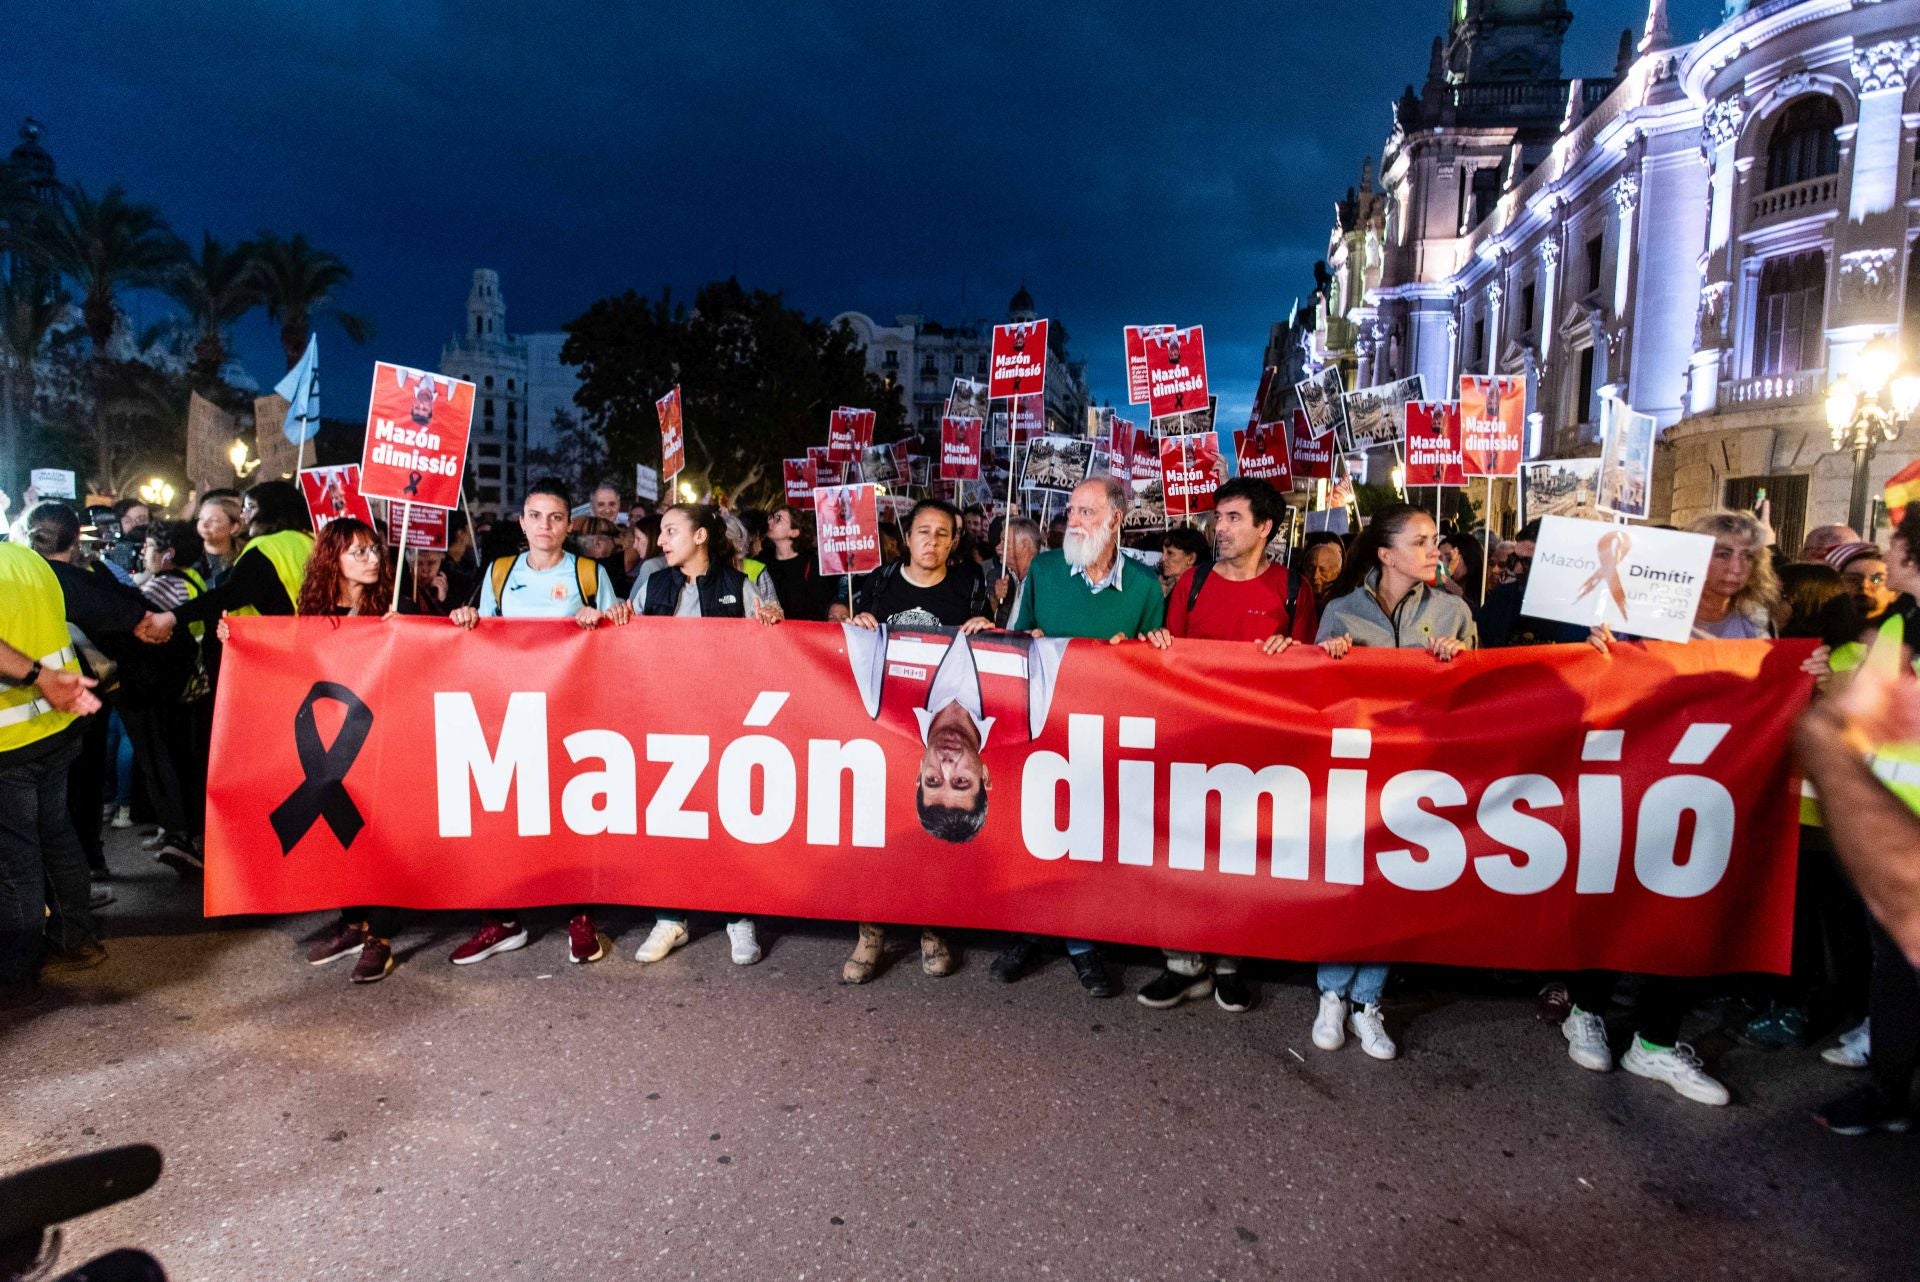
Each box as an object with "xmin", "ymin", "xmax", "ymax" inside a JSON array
[
  {"xmin": 1567, "ymin": 972, "xmax": 1692, "ymax": 1048},
  {"xmin": 118, "ymin": 702, "xmax": 195, "ymax": 841},
  {"xmin": 1869, "ymin": 918, "xmax": 1920, "ymax": 1107},
  {"xmin": 343, "ymin": 907, "xmax": 401, "ymax": 939},
  {"xmin": 65, "ymin": 710, "xmax": 109, "ymax": 872}
]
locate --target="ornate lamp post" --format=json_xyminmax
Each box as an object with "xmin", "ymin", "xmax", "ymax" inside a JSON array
[{"xmin": 1825, "ymin": 338, "xmax": 1920, "ymax": 533}]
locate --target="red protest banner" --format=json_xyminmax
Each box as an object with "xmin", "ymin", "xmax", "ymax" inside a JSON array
[
  {"xmin": 384, "ymin": 502, "xmax": 449, "ymax": 551},
  {"xmin": 1288, "ymin": 410, "xmax": 1338, "ymax": 481},
  {"xmin": 813, "ymin": 483, "xmax": 882, "ymax": 576},
  {"xmin": 940, "ymin": 416, "xmax": 983, "ymax": 481},
  {"xmin": 828, "ymin": 407, "xmax": 875, "ymax": 462},
  {"xmin": 783, "ymin": 458, "xmax": 817, "ymax": 509},
  {"xmin": 359, "ymin": 362, "xmax": 475, "ymax": 509},
  {"xmin": 1247, "ymin": 366, "xmax": 1278, "ymax": 432},
  {"xmin": 1144, "ymin": 325, "xmax": 1209, "ymax": 420},
  {"xmin": 298, "ymin": 464, "xmax": 375, "ymax": 532},
  {"xmin": 1233, "ymin": 422, "xmax": 1292, "ymax": 491},
  {"xmin": 1459, "ymin": 376, "xmax": 1525, "ymax": 477},
  {"xmin": 206, "ymin": 618, "xmax": 1810, "ymax": 977},
  {"xmin": 656, "ymin": 384, "xmax": 685, "ymax": 480},
  {"xmin": 1404, "ymin": 401, "xmax": 1467, "ymax": 487},
  {"xmin": 1124, "ymin": 324, "xmax": 1171, "ymax": 406},
  {"xmin": 1110, "ymin": 415, "xmax": 1138, "ymax": 475},
  {"xmin": 989, "ymin": 319, "xmax": 1049, "ymax": 399},
  {"xmin": 1160, "ymin": 432, "xmax": 1221, "ymax": 518},
  {"xmin": 806, "ymin": 446, "xmax": 844, "ymax": 486}
]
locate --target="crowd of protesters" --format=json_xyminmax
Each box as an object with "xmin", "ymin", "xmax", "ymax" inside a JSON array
[{"xmin": 3, "ymin": 467, "xmax": 1918, "ymax": 1138}]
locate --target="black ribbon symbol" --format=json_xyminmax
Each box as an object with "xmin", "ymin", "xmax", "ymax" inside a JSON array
[
  {"xmin": 403, "ymin": 470, "xmax": 423, "ymax": 496},
  {"xmin": 269, "ymin": 682, "xmax": 373, "ymax": 854}
]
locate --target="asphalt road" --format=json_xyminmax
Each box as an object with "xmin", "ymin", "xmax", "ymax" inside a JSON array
[{"xmin": 3, "ymin": 827, "xmax": 1916, "ymax": 1281}]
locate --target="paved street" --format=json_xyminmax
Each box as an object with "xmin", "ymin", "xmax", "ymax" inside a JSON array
[{"xmin": 4, "ymin": 827, "xmax": 1917, "ymax": 1282}]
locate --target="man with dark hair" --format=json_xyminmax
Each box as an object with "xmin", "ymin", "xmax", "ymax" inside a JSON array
[
  {"xmin": 448, "ymin": 477, "xmax": 630, "ymax": 968},
  {"xmin": 1480, "ymin": 518, "xmax": 1563, "ymax": 647},
  {"xmin": 1134, "ymin": 476, "xmax": 1318, "ymax": 1014}
]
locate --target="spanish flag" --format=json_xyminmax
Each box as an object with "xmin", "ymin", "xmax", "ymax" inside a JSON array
[{"xmin": 1889, "ymin": 457, "xmax": 1920, "ymax": 523}]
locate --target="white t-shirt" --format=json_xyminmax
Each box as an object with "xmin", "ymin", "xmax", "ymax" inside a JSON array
[{"xmin": 478, "ymin": 553, "xmax": 617, "ymax": 619}]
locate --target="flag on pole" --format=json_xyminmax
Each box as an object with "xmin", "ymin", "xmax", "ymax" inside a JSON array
[
  {"xmin": 1886, "ymin": 456, "xmax": 1920, "ymax": 523},
  {"xmin": 276, "ymin": 335, "xmax": 320, "ymax": 445}
]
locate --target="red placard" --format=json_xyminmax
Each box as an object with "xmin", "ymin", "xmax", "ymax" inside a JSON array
[
  {"xmin": 359, "ymin": 362, "xmax": 475, "ymax": 509},
  {"xmin": 813, "ymin": 483, "xmax": 882, "ymax": 576},
  {"xmin": 1012, "ymin": 393, "xmax": 1045, "ymax": 440},
  {"xmin": 783, "ymin": 458, "xmax": 817, "ymax": 509},
  {"xmin": 989, "ymin": 319, "xmax": 1049, "ymax": 399},
  {"xmin": 1233, "ymin": 422, "xmax": 1293, "ymax": 491},
  {"xmin": 1129, "ymin": 425, "xmax": 1159, "ymax": 487},
  {"xmin": 298, "ymin": 464, "xmax": 375, "ymax": 532},
  {"xmin": 385, "ymin": 502, "xmax": 449, "ymax": 551},
  {"xmin": 1159, "ymin": 432, "xmax": 1221, "ymax": 518},
  {"xmin": 940, "ymin": 416, "xmax": 983, "ymax": 481},
  {"xmin": 1144, "ymin": 325, "xmax": 1209, "ymax": 420},
  {"xmin": 206, "ymin": 618, "xmax": 1809, "ymax": 978},
  {"xmin": 828, "ymin": 407, "xmax": 876, "ymax": 462},
  {"xmin": 1288, "ymin": 410, "xmax": 1338, "ymax": 481},
  {"xmin": 1459, "ymin": 376, "xmax": 1525, "ymax": 478},
  {"xmin": 1247, "ymin": 366, "xmax": 1277, "ymax": 431},
  {"xmin": 805, "ymin": 446, "xmax": 844, "ymax": 485},
  {"xmin": 656, "ymin": 384, "xmax": 685, "ymax": 480},
  {"xmin": 1124, "ymin": 324, "xmax": 1171, "ymax": 405},
  {"xmin": 1110, "ymin": 415, "xmax": 1138, "ymax": 475},
  {"xmin": 1404, "ymin": 401, "xmax": 1467, "ymax": 487}
]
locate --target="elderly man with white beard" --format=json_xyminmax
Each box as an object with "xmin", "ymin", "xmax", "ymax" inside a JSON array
[{"xmin": 995, "ymin": 474, "xmax": 1168, "ymax": 997}]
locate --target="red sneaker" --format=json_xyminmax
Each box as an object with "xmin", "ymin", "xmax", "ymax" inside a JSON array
[
  {"xmin": 568, "ymin": 914, "xmax": 607, "ymax": 964},
  {"xmin": 450, "ymin": 919, "xmax": 529, "ymax": 965}
]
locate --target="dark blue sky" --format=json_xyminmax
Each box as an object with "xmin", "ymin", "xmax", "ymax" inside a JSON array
[{"xmin": 14, "ymin": 0, "xmax": 1716, "ymax": 429}]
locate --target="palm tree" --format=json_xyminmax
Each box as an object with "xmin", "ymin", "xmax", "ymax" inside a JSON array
[
  {"xmin": 25, "ymin": 183, "xmax": 183, "ymax": 361},
  {"xmin": 165, "ymin": 234, "xmax": 261, "ymax": 390},
  {"xmin": 246, "ymin": 232, "xmax": 371, "ymax": 370},
  {"xmin": 0, "ymin": 271, "xmax": 67, "ymax": 420}
]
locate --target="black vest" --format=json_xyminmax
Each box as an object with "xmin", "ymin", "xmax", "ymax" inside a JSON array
[{"xmin": 641, "ymin": 562, "xmax": 750, "ymax": 618}]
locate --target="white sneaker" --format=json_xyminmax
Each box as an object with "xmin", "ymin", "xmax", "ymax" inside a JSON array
[
  {"xmin": 110, "ymin": 806, "xmax": 132, "ymax": 830},
  {"xmin": 1562, "ymin": 1008, "xmax": 1612, "ymax": 1072},
  {"xmin": 1349, "ymin": 1003, "xmax": 1397, "ymax": 1060},
  {"xmin": 1312, "ymin": 991, "xmax": 1348, "ymax": 1051},
  {"xmin": 726, "ymin": 919, "xmax": 761, "ymax": 966},
  {"xmin": 1621, "ymin": 1039, "xmax": 1730, "ymax": 1106},
  {"xmin": 634, "ymin": 919, "xmax": 689, "ymax": 963},
  {"xmin": 1821, "ymin": 1018, "xmax": 1871, "ymax": 1069}
]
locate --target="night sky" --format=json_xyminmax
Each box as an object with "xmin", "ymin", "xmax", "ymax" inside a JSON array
[{"xmin": 14, "ymin": 0, "xmax": 1719, "ymax": 430}]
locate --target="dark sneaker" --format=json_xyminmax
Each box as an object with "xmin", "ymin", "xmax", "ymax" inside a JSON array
[
  {"xmin": 154, "ymin": 836, "xmax": 204, "ymax": 879},
  {"xmin": 1069, "ymin": 950, "xmax": 1116, "ymax": 998},
  {"xmin": 1736, "ymin": 1003, "xmax": 1807, "ymax": 1051},
  {"xmin": 350, "ymin": 938, "xmax": 394, "ymax": 984},
  {"xmin": 1536, "ymin": 981, "xmax": 1572, "ymax": 1023},
  {"xmin": 43, "ymin": 940, "xmax": 108, "ymax": 972},
  {"xmin": 1214, "ymin": 971, "xmax": 1254, "ymax": 1013},
  {"xmin": 1136, "ymin": 967, "xmax": 1212, "ymax": 1009},
  {"xmin": 1815, "ymin": 1085, "xmax": 1912, "ymax": 1136},
  {"xmin": 308, "ymin": 920, "xmax": 370, "ymax": 966},
  {"xmin": 568, "ymin": 914, "xmax": 607, "ymax": 964},
  {"xmin": 450, "ymin": 920, "xmax": 529, "ymax": 965},
  {"xmin": 989, "ymin": 938, "xmax": 1041, "ymax": 984}
]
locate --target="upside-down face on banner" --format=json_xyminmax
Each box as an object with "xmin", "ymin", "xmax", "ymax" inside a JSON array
[{"xmin": 206, "ymin": 618, "xmax": 1813, "ymax": 977}]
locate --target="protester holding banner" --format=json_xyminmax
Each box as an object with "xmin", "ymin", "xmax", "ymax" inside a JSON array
[
  {"xmin": 447, "ymin": 479, "xmax": 629, "ymax": 969},
  {"xmin": 1137, "ymin": 478, "xmax": 1318, "ymax": 1015},
  {"xmin": 141, "ymin": 481, "xmax": 313, "ymax": 645},
  {"xmin": 0, "ymin": 538, "xmax": 103, "ymax": 1010},
  {"xmin": 853, "ymin": 500, "xmax": 991, "ymax": 632},
  {"xmin": 119, "ymin": 521, "xmax": 210, "ymax": 882},
  {"xmin": 1690, "ymin": 512, "xmax": 1780, "ymax": 640},
  {"xmin": 1310, "ymin": 503, "xmax": 1478, "ymax": 1061},
  {"xmin": 632, "ymin": 503, "xmax": 780, "ymax": 969},
  {"xmin": 999, "ymin": 475, "xmax": 1166, "ymax": 998}
]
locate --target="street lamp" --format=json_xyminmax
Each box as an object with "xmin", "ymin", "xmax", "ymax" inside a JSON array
[
  {"xmin": 137, "ymin": 476, "xmax": 175, "ymax": 509},
  {"xmin": 1825, "ymin": 338, "xmax": 1920, "ymax": 533},
  {"xmin": 229, "ymin": 438, "xmax": 262, "ymax": 479}
]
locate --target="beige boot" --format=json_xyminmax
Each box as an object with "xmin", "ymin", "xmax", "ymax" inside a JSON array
[
  {"xmin": 920, "ymin": 930, "xmax": 955, "ymax": 976},
  {"xmin": 842, "ymin": 923, "xmax": 886, "ymax": 984}
]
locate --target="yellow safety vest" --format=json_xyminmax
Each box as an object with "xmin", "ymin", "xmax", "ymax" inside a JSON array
[
  {"xmin": 0, "ymin": 542, "xmax": 82, "ymax": 754},
  {"xmin": 1804, "ymin": 615, "xmax": 1920, "ymax": 824},
  {"xmin": 227, "ymin": 529, "xmax": 312, "ymax": 617}
]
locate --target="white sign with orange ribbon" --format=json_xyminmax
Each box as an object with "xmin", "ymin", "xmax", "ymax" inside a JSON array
[{"xmin": 1520, "ymin": 516, "xmax": 1714, "ymax": 643}]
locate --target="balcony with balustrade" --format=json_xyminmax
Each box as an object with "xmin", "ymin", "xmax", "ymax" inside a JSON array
[
  {"xmin": 1718, "ymin": 369, "xmax": 1826, "ymax": 408},
  {"xmin": 1749, "ymin": 174, "xmax": 1839, "ymax": 226}
]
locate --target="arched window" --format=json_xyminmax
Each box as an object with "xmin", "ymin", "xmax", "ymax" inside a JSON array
[{"xmin": 1765, "ymin": 96, "xmax": 1841, "ymax": 192}]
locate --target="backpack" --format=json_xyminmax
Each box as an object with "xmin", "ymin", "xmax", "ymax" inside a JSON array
[
  {"xmin": 1186, "ymin": 560, "xmax": 1302, "ymax": 627},
  {"xmin": 489, "ymin": 554, "xmax": 599, "ymax": 616}
]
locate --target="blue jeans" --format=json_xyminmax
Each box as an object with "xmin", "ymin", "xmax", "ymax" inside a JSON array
[
  {"xmin": 1317, "ymin": 962, "xmax": 1388, "ymax": 1006},
  {"xmin": 106, "ymin": 711, "xmax": 133, "ymax": 807}
]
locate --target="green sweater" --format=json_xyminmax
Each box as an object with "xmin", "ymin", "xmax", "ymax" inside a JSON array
[{"xmin": 1010, "ymin": 548, "xmax": 1166, "ymax": 639}]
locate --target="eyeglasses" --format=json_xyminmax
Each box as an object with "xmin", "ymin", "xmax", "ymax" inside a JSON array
[{"xmin": 342, "ymin": 544, "xmax": 383, "ymax": 561}]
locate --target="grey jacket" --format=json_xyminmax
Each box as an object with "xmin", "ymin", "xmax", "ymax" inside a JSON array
[{"xmin": 1315, "ymin": 570, "xmax": 1478, "ymax": 650}]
